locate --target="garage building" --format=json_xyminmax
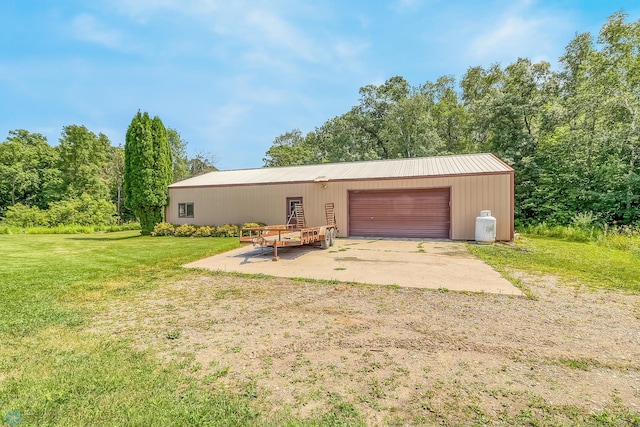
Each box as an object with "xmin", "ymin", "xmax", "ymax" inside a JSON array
[{"xmin": 166, "ymin": 153, "xmax": 514, "ymax": 240}]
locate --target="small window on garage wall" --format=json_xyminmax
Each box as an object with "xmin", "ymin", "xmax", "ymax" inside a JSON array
[{"xmin": 178, "ymin": 202, "xmax": 194, "ymax": 218}]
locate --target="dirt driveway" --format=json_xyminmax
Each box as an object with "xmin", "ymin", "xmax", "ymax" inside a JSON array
[
  {"xmin": 92, "ymin": 268, "xmax": 640, "ymax": 425},
  {"xmin": 185, "ymin": 239, "xmax": 522, "ymax": 296}
]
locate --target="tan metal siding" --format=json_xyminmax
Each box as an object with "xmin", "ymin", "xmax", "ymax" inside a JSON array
[
  {"xmin": 167, "ymin": 171, "xmax": 514, "ymax": 241},
  {"xmin": 168, "ymin": 183, "xmax": 336, "ymax": 229}
]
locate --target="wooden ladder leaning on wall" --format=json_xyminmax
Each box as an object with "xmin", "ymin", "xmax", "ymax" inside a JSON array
[
  {"xmin": 325, "ymin": 202, "xmax": 337, "ymax": 232},
  {"xmin": 293, "ymin": 203, "xmax": 306, "ymax": 229}
]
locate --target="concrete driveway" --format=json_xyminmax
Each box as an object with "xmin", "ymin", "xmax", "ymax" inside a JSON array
[{"xmin": 185, "ymin": 238, "xmax": 522, "ymax": 296}]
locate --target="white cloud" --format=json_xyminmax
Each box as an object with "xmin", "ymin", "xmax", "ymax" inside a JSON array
[
  {"xmin": 71, "ymin": 13, "xmax": 127, "ymax": 50},
  {"xmin": 470, "ymin": 15, "xmax": 544, "ymax": 59},
  {"xmin": 106, "ymin": 0, "xmax": 366, "ymax": 69},
  {"xmin": 207, "ymin": 103, "xmax": 249, "ymax": 130},
  {"xmin": 243, "ymin": 8, "xmax": 319, "ymax": 62},
  {"xmin": 394, "ymin": 0, "xmax": 419, "ymax": 12},
  {"xmin": 466, "ymin": 1, "xmax": 572, "ymax": 66},
  {"xmin": 334, "ymin": 40, "xmax": 370, "ymax": 60},
  {"xmin": 240, "ymin": 51, "xmax": 298, "ymax": 74},
  {"xmin": 108, "ymin": 0, "xmax": 188, "ymax": 22}
]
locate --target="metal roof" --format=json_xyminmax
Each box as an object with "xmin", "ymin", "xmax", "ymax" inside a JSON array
[{"xmin": 169, "ymin": 153, "xmax": 513, "ymax": 188}]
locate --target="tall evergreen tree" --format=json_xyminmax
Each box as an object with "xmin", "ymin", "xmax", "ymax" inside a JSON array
[{"xmin": 124, "ymin": 111, "xmax": 173, "ymax": 235}]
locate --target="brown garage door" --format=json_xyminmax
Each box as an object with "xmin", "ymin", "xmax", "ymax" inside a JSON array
[{"xmin": 349, "ymin": 188, "xmax": 450, "ymax": 238}]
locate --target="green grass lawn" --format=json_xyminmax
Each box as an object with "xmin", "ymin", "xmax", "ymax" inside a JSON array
[
  {"xmin": 0, "ymin": 231, "xmax": 241, "ymax": 336},
  {"xmin": 0, "ymin": 232, "xmax": 261, "ymax": 426},
  {"xmin": 0, "ymin": 232, "xmax": 364, "ymax": 426},
  {"xmin": 2, "ymin": 231, "xmax": 638, "ymax": 425},
  {"xmin": 468, "ymin": 234, "xmax": 640, "ymax": 295}
]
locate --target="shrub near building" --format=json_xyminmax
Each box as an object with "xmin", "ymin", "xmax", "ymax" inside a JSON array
[
  {"xmin": 174, "ymin": 224, "xmax": 197, "ymax": 237},
  {"xmin": 150, "ymin": 222, "xmax": 175, "ymax": 236},
  {"xmin": 193, "ymin": 226, "xmax": 214, "ymax": 237},
  {"xmin": 150, "ymin": 222, "xmax": 252, "ymax": 238}
]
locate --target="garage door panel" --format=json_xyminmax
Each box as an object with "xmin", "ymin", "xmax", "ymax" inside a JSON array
[{"xmin": 349, "ymin": 189, "xmax": 450, "ymax": 238}]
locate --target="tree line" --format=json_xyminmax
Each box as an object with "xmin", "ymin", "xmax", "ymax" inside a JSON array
[
  {"xmin": 0, "ymin": 122, "xmax": 217, "ymax": 226},
  {"xmin": 263, "ymin": 13, "xmax": 640, "ymax": 227}
]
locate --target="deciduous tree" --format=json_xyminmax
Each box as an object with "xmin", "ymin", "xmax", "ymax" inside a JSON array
[
  {"xmin": 167, "ymin": 128, "xmax": 190, "ymax": 182},
  {"xmin": 263, "ymin": 129, "xmax": 316, "ymax": 167},
  {"xmin": 58, "ymin": 125, "xmax": 111, "ymax": 200},
  {"xmin": 188, "ymin": 152, "xmax": 218, "ymax": 176},
  {"xmin": 0, "ymin": 130, "xmax": 60, "ymax": 215}
]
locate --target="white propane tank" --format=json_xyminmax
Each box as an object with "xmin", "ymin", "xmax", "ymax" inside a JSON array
[{"xmin": 475, "ymin": 210, "xmax": 496, "ymax": 244}]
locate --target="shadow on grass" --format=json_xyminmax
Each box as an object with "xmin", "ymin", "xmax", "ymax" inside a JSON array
[{"xmin": 65, "ymin": 234, "xmax": 143, "ymax": 242}]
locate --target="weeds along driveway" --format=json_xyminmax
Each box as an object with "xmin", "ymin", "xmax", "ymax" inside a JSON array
[{"xmin": 184, "ymin": 238, "xmax": 522, "ymax": 296}]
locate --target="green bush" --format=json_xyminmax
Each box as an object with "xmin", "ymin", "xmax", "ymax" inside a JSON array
[
  {"xmin": 47, "ymin": 194, "xmax": 117, "ymax": 226},
  {"xmin": 571, "ymin": 212, "xmax": 597, "ymax": 230},
  {"xmin": 174, "ymin": 224, "xmax": 197, "ymax": 237},
  {"xmin": 151, "ymin": 222, "xmax": 175, "ymax": 236},
  {"xmin": 2, "ymin": 204, "xmax": 48, "ymax": 227},
  {"xmin": 242, "ymin": 222, "xmax": 266, "ymax": 228},
  {"xmin": 193, "ymin": 225, "xmax": 215, "ymax": 237},
  {"xmin": 215, "ymin": 224, "xmax": 239, "ymax": 237},
  {"xmin": 2, "ymin": 195, "xmax": 117, "ymax": 228}
]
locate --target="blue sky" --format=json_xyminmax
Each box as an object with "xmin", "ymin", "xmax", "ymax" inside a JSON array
[{"xmin": 1, "ymin": 1, "xmax": 639, "ymax": 170}]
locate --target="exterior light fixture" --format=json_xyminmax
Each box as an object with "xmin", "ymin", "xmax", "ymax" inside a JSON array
[{"xmin": 314, "ymin": 176, "xmax": 329, "ymax": 189}]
